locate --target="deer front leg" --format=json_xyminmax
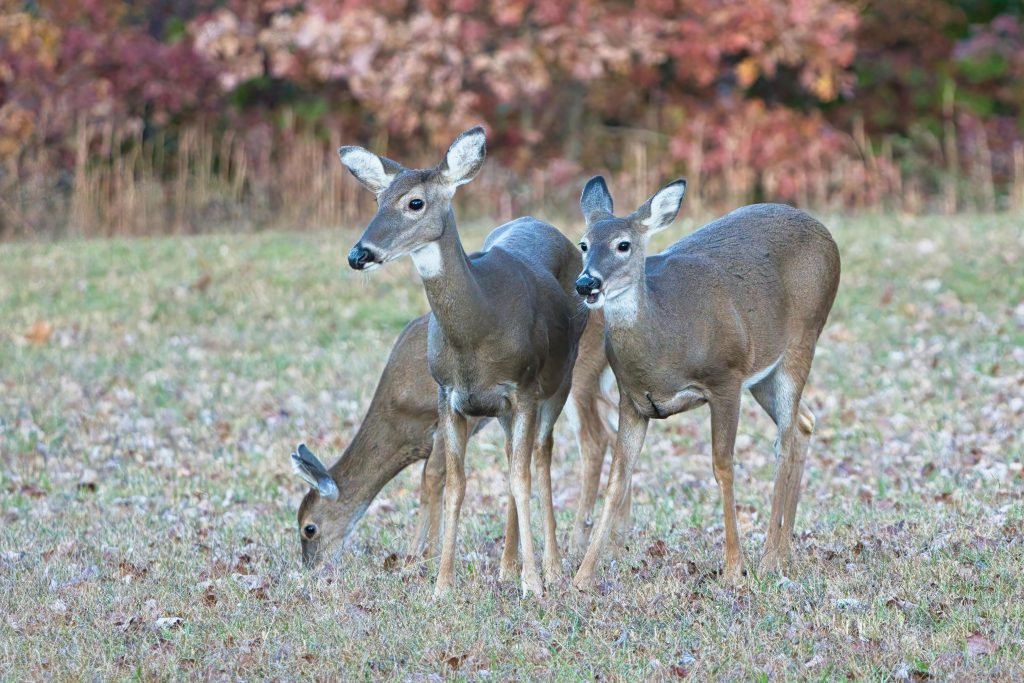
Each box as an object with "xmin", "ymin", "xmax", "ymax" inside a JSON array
[
  {"xmin": 509, "ymin": 401, "xmax": 543, "ymax": 597},
  {"xmin": 420, "ymin": 431, "xmax": 447, "ymax": 559},
  {"xmin": 434, "ymin": 395, "xmax": 469, "ymax": 598},
  {"xmin": 573, "ymin": 400, "xmax": 648, "ymax": 591},
  {"xmin": 709, "ymin": 390, "xmax": 744, "ymax": 584},
  {"xmin": 535, "ymin": 427, "xmax": 562, "ymax": 583}
]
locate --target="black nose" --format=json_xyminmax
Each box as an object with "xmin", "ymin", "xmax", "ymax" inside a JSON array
[
  {"xmin": 348, "ymin": 245, "xmax": 373, "ymax": 270},
  {"xmin": 575, "ymin": 273, "xmax": 602, "ymax": 296}
]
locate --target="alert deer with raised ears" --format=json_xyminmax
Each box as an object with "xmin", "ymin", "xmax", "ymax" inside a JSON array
[
  {"xmin": 290, "ymin": 312, "xmax": 618, "ymax": 568},
  {"xmin": 338, "ymin": 126, "xmax": 589, "ymax": 597},
  {"xmin": 571, "ymin": 177, "xmax": 840, "ymax": 590}
]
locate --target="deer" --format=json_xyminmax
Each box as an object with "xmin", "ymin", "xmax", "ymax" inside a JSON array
[
  {"xmin": 291, "ymin": 312, "xmax": 617, "ymax": 568},
  {"xmin": 337, "ymin": 126, "xmax": 590, "ymax": 596},
  {"xmin": 570, "ymin": 176, "xmax": 840, "ymax": 590}
]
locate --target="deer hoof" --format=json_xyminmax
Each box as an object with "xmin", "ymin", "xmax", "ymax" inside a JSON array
[
  {"xmin": 521, "ymin": 573, "xmax": 544, "ymax": 598},
  {"xmin": 723, "ymin": 562, "xmax": 744, "ymax": 585},
  {"xmin": 572, "ymin": 570, "xmax": 596, "ymax": 592}
]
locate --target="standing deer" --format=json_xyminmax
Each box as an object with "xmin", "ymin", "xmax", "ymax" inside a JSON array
[
  {"xmin": 339, "ymin": 126, "xmax": 588, "ymax": 596},
  {"xmin": 571, "ymin": 177, "xmax": 840, "ymax": 589},
  {"xmin": 291, "ymin": 313, "xmax": 616, "ymax": 568}
]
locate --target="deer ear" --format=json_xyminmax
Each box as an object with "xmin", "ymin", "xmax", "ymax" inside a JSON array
[
  {"xmin": 632, "ymin": 179, "xmax": 687, "ymax": 234},
  {"xmin": 338, "ymin": 146, "xmax": 403, "ymax": 195},
  {"xmin": 291, "ymin": 443, "xmax": 339, "ymax": 502},
  {"xmin": 580, "ymin": 176, "xmax": 614, "ymax": 225},
  {"xmin": 439, "ymin": 126, "xmax": 486, "ymax": 188}
]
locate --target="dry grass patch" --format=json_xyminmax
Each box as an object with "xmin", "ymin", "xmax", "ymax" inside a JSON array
[{"xmin": 1, "ymin": 214, "xmax": 1022, "ymax": 679}]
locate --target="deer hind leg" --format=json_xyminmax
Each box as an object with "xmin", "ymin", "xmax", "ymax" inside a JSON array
[
  {"xmin": 509, "ymin": 401, "xmax": 543, "ymax": 596},
  {"xmin": 709, "ymin": 389, "xmax": 744, "ymax": 584},
  {"xmin": 609, "ymin": 479, "xmax": 632, "ymax": 559},
  {"xmin": 750, "ymin": 351, "xmax": 813, "ymax": 575},
  {"xmin": 535, "ymin": 396, "xmax": 566, "ymax": 583},
  {"xmin": 567, "ymin": 371, "xmax": 613, "ymax": 556},
  {"xmin": 497, "ymin": 417, "xmax": 520, "ymax": 583},
  {"xmin": 410, "ymin": 431, "xmax": 446, "ymax": 559}
]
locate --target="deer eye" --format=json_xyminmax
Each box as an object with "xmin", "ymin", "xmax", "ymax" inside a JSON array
[
  {"xmin": 579, "ymin": 243, "xmax": 588, "ymax": 252},
  {"xmin": 303, "ymin": 524, "xmax": 317, "ymax": 539},
  {"xmin": 617, "ymin": 241, "xmax": 631, "ymax": 252},
  {"xmin": 408, "ymin": 199, "xmax": 425, "ymax": 211}
]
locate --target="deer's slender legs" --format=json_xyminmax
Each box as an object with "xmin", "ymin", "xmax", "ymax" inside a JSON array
[
  {"xmin": 509, "ymin": 401, "xmax": 543, "ymax": 596},
  {"xmin": 709, "ymin": 389, "xmax": 743, "ymax": 583},
  {"xmin": 568, "ymin": 386, "xmax": 612, "ymax": 556},
  {"xmin": 610, "ymin": 480, "xmax": 632, "ymax": 558},
  {"xmin": 749, "ymin": 349, "xmax": 813, "ymax": 575},
  {"xmin": 497, "ymin": 419, "xmax": 520, "ymax": 582},
  {"xmin": 536, "ymin": 394, "xmax": 568, "ymax": 583},
  {"xmin": 573, "ymin": 398, "xmax": 648, "ymax": 590},
  {"xmin": 434, "ymin": 394, "xmax": 469, "ymax": 598},
  {"xmin": 410, "ymin": 431, "xmax": 446, "ymax": 559}
]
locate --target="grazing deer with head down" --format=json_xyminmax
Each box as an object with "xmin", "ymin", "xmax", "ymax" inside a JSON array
[
  {"xmin": 291, "ymin": 312, "xmax": 616, "ymax": 568},
  {"xmin": 571, "ymin": 177, "xmax": 840, "ymax": 589},
  {"xmin": 339, "ymin": 126, "xmax": 588, "ymax": 597}
]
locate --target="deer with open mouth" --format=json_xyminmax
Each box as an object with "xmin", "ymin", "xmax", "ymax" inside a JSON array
[
  {"xmin": 571, "ymin": 176, "xmax": 840, "ymax": 589},
  {"xmin": 339, "ymin": 126, "xmax": 588, "ymax": 597}
]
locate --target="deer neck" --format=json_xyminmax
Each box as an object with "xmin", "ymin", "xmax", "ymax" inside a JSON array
[
  {"xmin": 328, "ymin": 417, "xmax": 427, "ymax": 512},
  {"xmin": 415, "ymin": 208, "xmax": 492, "ymax": 341}
]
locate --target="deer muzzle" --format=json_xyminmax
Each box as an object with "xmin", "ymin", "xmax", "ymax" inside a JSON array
[
  {"xmin": 348, "ymin": 244, "xmax": 376, "ymax": 270},
  {"xmin": 575, "ymin": 273, "xmax": 603, "ymax": 304}
]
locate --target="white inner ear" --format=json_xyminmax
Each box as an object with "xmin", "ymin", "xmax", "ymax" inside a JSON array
[
  {"xmin": 291, "ymin": 455, "xmax": 322, "ymax": 489},
  {"xmin": 341, "ymin": 148, "xmax": 395, "ymax": 193},
  {"xmin": 444, "ymin": 132, "xmax": 484, "ymax": 186},
  {"xmin": 642, "ymin": 185, "xmax": 686, "ymax": 229},
  {"xmin": 316, "ymin": 477, "xmax": 339, "ymax": 502}
]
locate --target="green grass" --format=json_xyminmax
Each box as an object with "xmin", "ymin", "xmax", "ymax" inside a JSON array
[{"xmin": 1, "ymin": 213, "xmax": 1023, "ymax": 680}]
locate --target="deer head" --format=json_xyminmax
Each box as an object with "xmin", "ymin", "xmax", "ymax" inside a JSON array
[
  {"xmin": 575, "ymin": 176, "xmax": 687, "ymax": 308},
  {"xmin": 291, "ymin": 443, "xmax": 354, "ymax": 567},
  {"xmin": 340, "ymin": 126, "xmax": 487, "ymax": 275}
]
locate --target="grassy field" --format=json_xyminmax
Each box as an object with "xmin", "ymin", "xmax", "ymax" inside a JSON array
[{"xmin": 1, "ymin": 213, "xmax": 1022, "ymax": 680}]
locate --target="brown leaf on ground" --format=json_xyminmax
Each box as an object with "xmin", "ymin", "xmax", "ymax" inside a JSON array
[
  {"xmin": 118, "ymin": 561, "xmax": 149, "ymax": 580},
  {"xmin": 383, "ymin": 552, "xmax": 400, "ymax": 571},
  {"xmin": 444, "ymin": 653, "xmax": 468, "ymax": 670},
  {"xmin": 190, "ymin": 273, "xmax": 212, "ymax": 292},
  {"xmin": 25, "ymin": 321, "xmax": 54, "ymax": 345},
  {"xmin": 966, "ymin": 633, "xmax": 996, "ymax": 657},
  {"xmin": 647, "ymin": 540, "xmax": 669, "ymax": 558}
]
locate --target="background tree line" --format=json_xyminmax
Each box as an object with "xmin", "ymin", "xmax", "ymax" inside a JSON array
[{"xmin": 1, "ymin": 0, "xmax": 1021, "ymax": 237}]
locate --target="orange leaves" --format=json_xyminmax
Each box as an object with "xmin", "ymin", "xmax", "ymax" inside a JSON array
[{"xmin": 24, "ymin": 321, "xmax": 54, "ymax": 346}]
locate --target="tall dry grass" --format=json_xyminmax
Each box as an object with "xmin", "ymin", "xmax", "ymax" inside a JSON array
[{"xmin": 0, "ymin": 112, "xmax": 1019, "ymax": 241}]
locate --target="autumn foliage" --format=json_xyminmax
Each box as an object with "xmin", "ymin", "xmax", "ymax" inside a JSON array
[{"xmin": 1, "ymin": 0, "xmax": 1022, "ymax": 237}]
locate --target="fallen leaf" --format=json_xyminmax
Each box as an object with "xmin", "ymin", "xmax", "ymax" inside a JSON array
[
  {"xmin": 25, "ymin": 321, "xmax": 54, "ymax": 345},
  {"xmin": 190, "ymin": 273, "xmax": 212, "ymax": 293},
  {"xmin": 383, "ymin": 552, "xmax": 400, "ymax": 571},
  {"xmin": 646, "ymin": 540, "xmax": 669, "ymax": 558},
  {"xmin": 966, "ymin": 632, "xmax": 996, "ymax": 657},
  {"xmin": 444, "ymin": 653, "xmax": 468, "ymax": 670}
]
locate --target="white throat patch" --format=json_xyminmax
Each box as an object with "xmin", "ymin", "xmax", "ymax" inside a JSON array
[
  {"xmin": 603, "ymin": 285, "xmax": 640, "ymax": 327},
  {"xmin": 411, "ymin": 241, "xmax": 443, "ymax": 278}
]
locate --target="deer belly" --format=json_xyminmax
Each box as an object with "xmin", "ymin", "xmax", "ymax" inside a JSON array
[
  {"xmin": 638, "ymin": 386, "xmax": 707, "ymax": 419},
  {"xmin": 449, "ymin": 386, "xmax": 513, "ymax": 417}
]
